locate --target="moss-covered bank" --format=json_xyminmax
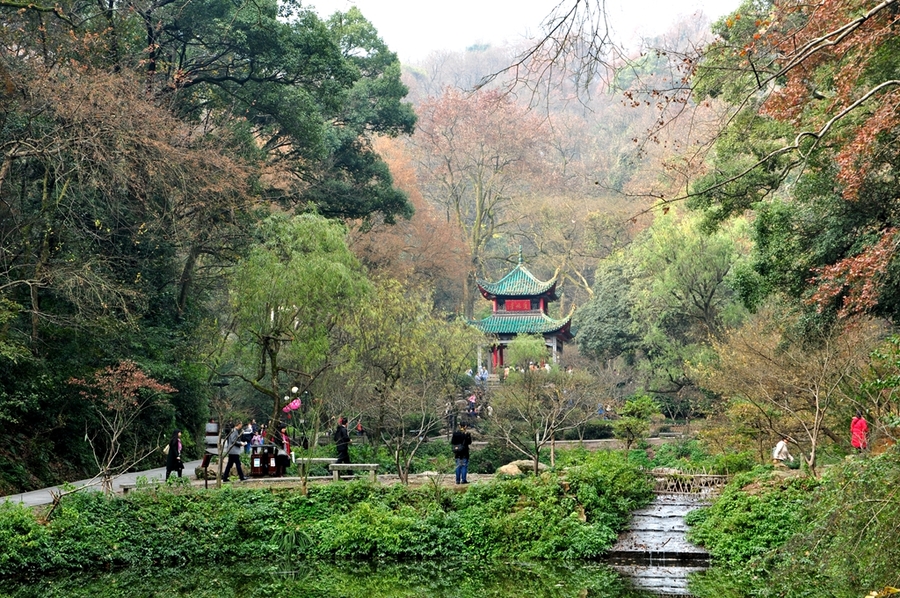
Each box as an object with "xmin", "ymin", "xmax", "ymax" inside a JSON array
[{"xmin": 0, "ymin": 450, "xmax": 653, "ymax": 581}]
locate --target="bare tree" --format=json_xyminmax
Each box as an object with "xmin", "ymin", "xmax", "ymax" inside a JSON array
[
  {"xmin": 489, "ymin": 335, "xmax": 597, "ymax": 472},
  {"xmin": 697, "ymin": 306, "xmax": 885, "ymax": 476},
  {"xmin": 413, "ymin": 88, "xmax": 552, "ymax": 317},
  {"xmin": 68, "ymin": 360, "xmax": 176, "ymax": 494}
]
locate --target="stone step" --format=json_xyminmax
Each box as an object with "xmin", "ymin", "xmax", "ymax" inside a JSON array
[
  {"xmin": 610, "ymin": 564, "xmax": 707, "ymax": 596},
  {"xmin": 626, "ymin": 518, "xmax": 690, "ymax": 533}
]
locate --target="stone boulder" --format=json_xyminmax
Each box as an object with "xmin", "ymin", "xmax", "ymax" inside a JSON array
[
  {"xmin": 497, "ymin": 463, "xmax": 523, "ymax": 476},
  {"xmin": 497, "ymin": 460, "xmax": 549, "ymax": 475},
  {"xmin": 195, "ymin": 467, "xmax": 218, "ymax": 480},
  {"xmin": 510, "ymin": 459, "xmax": 548, "ymax": 473}
]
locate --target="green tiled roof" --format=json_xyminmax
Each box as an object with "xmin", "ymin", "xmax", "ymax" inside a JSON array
[
  {"xmin": 472, "ymin": 312, "xmax": 572, "ymax": 337},
  {"xmin": 477, "ymin": 263, "xmax": 558, "ymax": 299}
]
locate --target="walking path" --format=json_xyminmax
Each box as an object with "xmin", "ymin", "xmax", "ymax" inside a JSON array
[
  {"xmin": 2, "ymin": 436, "xmax": 683, "ymax": 509},
  {"xmin": 1, "ymin": 460, "xmax": 204, "ymax": 508}
]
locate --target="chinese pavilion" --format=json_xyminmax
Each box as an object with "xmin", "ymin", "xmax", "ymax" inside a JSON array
[{"xmin": 471, "ymin": 255, "xmax": 573, "ymax": 370}]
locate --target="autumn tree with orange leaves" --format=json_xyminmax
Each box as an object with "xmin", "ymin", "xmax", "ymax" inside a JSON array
[
  {"xmin": 682, "ymin": 0, "xmax": 900, "ymax": 322},
  {"xmin": 347, "ymin": 137, "xmax": 469, "ymax": 312},
  {"xmin": 413, "ymin": 88, "xmax": 552, "ymax": 318}
]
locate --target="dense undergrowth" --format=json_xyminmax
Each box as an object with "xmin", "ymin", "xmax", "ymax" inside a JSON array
[
  {"xmin": 686, "ymin": 446, "xmax": 900, "ymax": 598},
  {"xmin": 0, "ymin": 450, "xmax": 653, "ymax": 582}
]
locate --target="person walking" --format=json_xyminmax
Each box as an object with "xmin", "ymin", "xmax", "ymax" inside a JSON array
[
  {"xmin": 772, "ymin": 435, "xmax": 794, "ymax": 467},
  {"xmin": 222, "ymin": 421, "xmax": 247, "ymax": 482},
  {"xmin": 165, "ymin": 429, "xmax": 183, "ymax": 480},
  {"xmin": 334, "ymin": 417, "xmax": 351, "ymax": 464},
  {"xmin": 273, "ymin": 423, "xmax": 292, "ymax": 477},
  {"xmin": 451, "ymin": 422, "xmax": 472, "ymax": 484},
  {"xmin": 850, "ymin": 411, "xmax": 869, "ymax": 452},
  {"xmin": 242, "ymin": 419, "xmax": 256, "ymax": 453}
]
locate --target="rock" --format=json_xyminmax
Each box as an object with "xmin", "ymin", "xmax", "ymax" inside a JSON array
[
  {"xmin": 509, "ymin": 459, "xmax": 548, "ymax": 473},
  {"xmin": 195, "ymin": 467, "xmax": 217, "ymax": 480},
  {"xmin": 497, "ymin": 463, "xmax": 523, "ymax": 475}
]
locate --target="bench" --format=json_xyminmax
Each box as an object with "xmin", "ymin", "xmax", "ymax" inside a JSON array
[
  {"xmin": 296, "ymin": 457, "xmax": 337, "ymax": 477},
  {"xmin": 329, "ymin": 463, "xmax": 379, "ymax": 482}
]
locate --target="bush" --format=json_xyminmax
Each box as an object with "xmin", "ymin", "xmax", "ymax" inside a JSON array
[
  {"xmin": 467, "ymin": 441, "xmax": 521, "ymax": 474},
  {"xmin": 0, "ymin": 451, "xmax": 653, "ymax": 580},
  {"xmin": 561, "ymin": 419, "xmax": 614, "ymax": 440}
]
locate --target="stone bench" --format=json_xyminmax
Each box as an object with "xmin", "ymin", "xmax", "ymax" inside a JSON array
[{"xmin": 329, "ymin": 463, "xmax": 379, "ymax": 482}]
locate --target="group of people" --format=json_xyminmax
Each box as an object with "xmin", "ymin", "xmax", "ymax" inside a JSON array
[
  {"xmin": 772, "ymin": 411, "xmax": 870, "ymax": 467},
  {"xmin": 220, "ymin": 420, "xmax": 294, "ymax": 481},
  {"xmin": 163, "ymin": 420, "xmax": 298, "ymax": 482}
]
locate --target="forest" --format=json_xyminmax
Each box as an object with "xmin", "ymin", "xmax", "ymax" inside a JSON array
[{"xmin": 1, "ymin": 0, "xmax": 899, "ymax": 510}]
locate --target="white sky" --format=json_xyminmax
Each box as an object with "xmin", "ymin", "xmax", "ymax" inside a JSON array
[{"xmin": 308, "ymin": 0, "xmax": 743, "ymax": 62}]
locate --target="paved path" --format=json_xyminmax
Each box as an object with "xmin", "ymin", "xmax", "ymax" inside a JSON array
[
  {"xmin": 1, "ymin": 436, "xmax": 683, "ymax": 509},
  {"xmin": 1, "ymin": 460, "xmax": 205, "ymax": 508}
]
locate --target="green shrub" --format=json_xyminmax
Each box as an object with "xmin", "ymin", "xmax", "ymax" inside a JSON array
[
  {"xmin": 0, "ymin": 451, "xmax": 653, "ymax": 580},
  {"xmin": 561, "ymin": 419, "xmax": 614, "ymax": 440},
  {"xmin": 467, "ymin": 441, "xmax": 521, "ymax": 474}
]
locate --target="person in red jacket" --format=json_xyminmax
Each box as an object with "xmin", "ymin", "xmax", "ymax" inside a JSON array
[{"xmin": 850, "ymin": 411, "xmax": 869, "ymax": 452}]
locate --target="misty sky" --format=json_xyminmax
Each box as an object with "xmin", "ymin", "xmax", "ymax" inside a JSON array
[{"xmin": 310, "ymin": 0, "xmax": 743, "ymax": 62}]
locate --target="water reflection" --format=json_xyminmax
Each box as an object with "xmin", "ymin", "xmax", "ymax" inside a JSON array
[{"xmin": 12, "ymin": 560, "xmax": 669, "ymax": 598}]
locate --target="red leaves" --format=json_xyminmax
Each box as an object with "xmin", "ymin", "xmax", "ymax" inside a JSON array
[
  {"xmin": 68, "ymin": 360, "xmax": 176, "ymax": 411},
  {"xmin": 808, "ymin": 228, "xmax": 900, "ymax": 317},
  {"xmin": 834, "ymin": 98, "xmax": 900, "ymax": 200}
]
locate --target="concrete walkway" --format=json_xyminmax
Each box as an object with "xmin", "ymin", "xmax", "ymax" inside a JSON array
[
  {"xmin": 1, "ymin": 436, "xmax": 683, "ymax": 509},
  {"xmin": 1, "ymin": 459, "xmax": 205, "ymax": 508}
]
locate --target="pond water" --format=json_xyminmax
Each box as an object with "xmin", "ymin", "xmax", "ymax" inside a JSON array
[{"xmin": 9, "ymin": 560, "xmax": 706, "ymax": 598}]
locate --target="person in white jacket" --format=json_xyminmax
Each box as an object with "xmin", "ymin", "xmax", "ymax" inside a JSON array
[{"xmin": 772, "ymin": 436, "xmax": 794, "ymax": 466}]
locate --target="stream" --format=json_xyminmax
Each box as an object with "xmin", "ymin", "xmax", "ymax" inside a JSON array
[{"xmin": 607, "ymin": 494, "xmax": 710, "ymax": 596}]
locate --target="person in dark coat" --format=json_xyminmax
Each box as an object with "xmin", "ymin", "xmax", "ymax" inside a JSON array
[
  {"xmin": 165, "ymin": 429, "xmax": 183, "ymax": 480},
  {"xmin": 451, "ymin": 422, "xmax": 472, "ymax": 484},
  {"xmin": 334, "ymin": 417, "xmax": 351, "ymax": 464},
  {"xmin": 273, "ymin": 423, "xmax": 292, "ymax": 477}
]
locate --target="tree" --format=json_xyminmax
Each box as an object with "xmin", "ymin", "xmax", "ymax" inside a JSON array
[
  {"xmin": 683, "ymin": 0, "xmax": 900, "ymax": 321},
  {"xmin": 68, "ymin": 360, "xmax": 176, "ymax": 494},
  {"xmin": 695, "ymin": 305, "xmax": 884, "ymax": 476},
  {"xmin": 575, "ymin": 210, "xmax": 749, "ymax": 417},
  {"xmin": 613, "ymin": 395, "xmax": 659, "ymax": 454},
  {"xmin": 337, "ymin": 278, "xmax": 482, "ymax": 482},
  {"xmin": 346, "ymin": 137, "xmax": 468, "ymax": 312},
  {"xmin": 223, "ymin": 213, "xmax": 369, "ymax": 428},
  {"xmin": 0, "ymin": 0, "xmax": 419, "ymax": 492},
  {"xmin": 490, "ymin": 335, "xmax": 596, "ymax": 473},
  {"xmin": 413, "ymin": 88, "xmax": 550, "ymax": 317},
  {"xmin": 575, "ymin": 261, "xmax": 639, "ymax": 361}
]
